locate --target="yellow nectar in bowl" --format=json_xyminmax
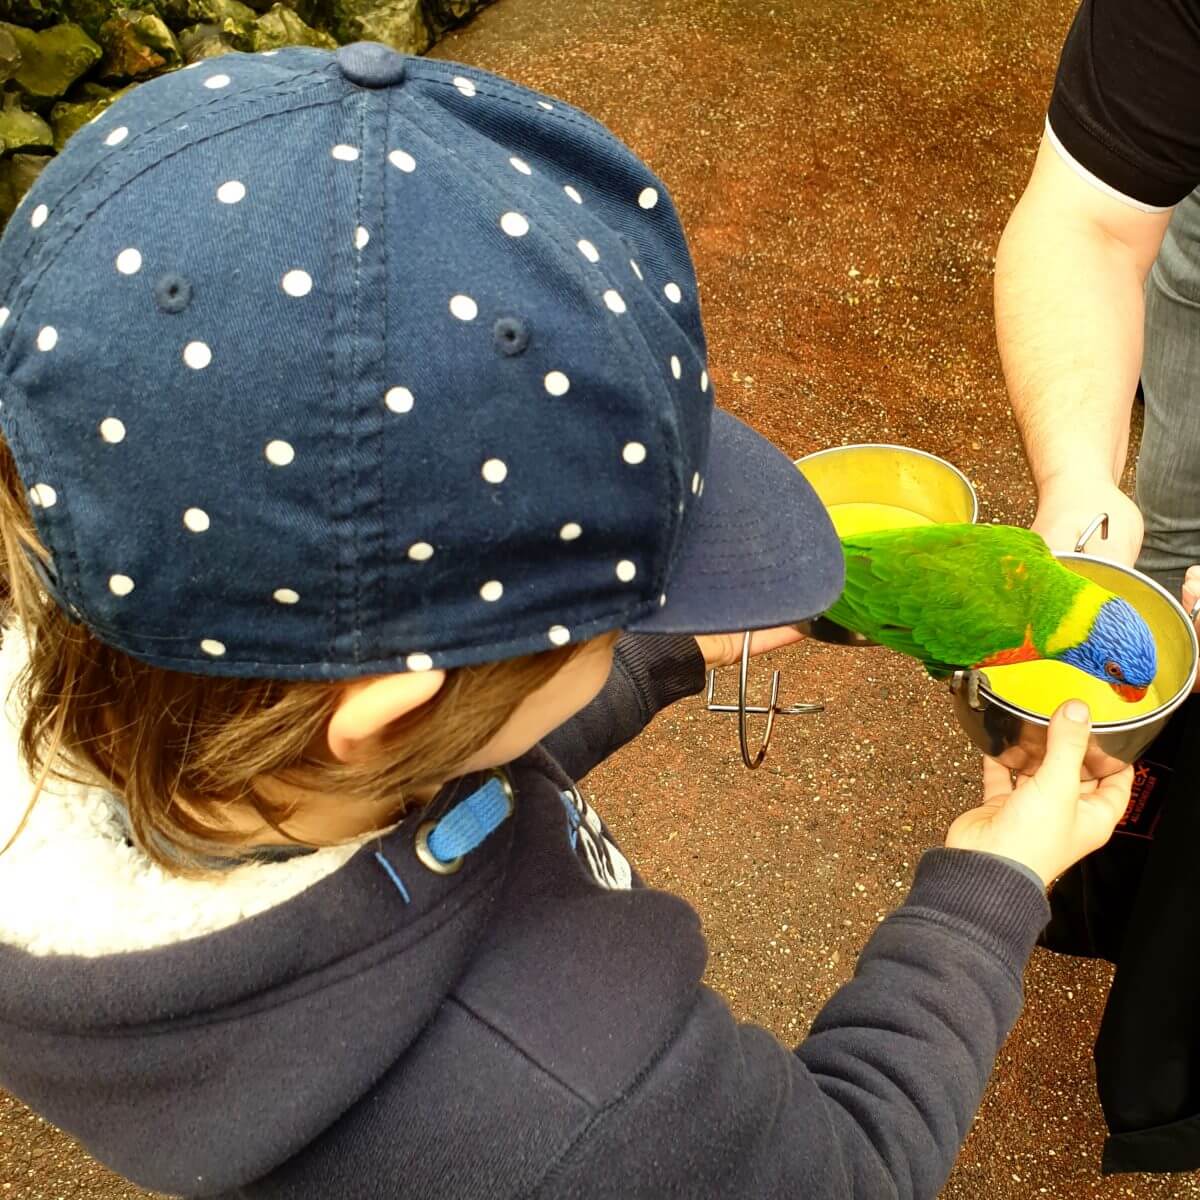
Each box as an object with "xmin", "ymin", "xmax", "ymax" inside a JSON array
[
  {"xmin": 827, "ymin": 502, "xmax": 934, "ymax": 538},
  {"xmin": 984, "ymin": 660, "xmax": 1163, "ymax": 723}
]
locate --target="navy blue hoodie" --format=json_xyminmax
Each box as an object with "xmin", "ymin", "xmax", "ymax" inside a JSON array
[{"xmin": 0, "ymin": 634, "xmax": 1048, "ymax": 1198}]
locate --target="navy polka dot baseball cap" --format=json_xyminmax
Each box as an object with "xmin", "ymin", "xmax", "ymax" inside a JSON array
[{"xmin": 0, "ymin": 43, "xmax": 843, "ymax": 679}]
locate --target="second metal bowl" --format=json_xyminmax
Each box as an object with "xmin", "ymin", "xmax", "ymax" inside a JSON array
[{"xmin": 793, "ymin": 443, "xmax": 978, "ymax": 644}]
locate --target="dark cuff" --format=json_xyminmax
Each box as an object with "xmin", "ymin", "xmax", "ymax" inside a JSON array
[
  {"xmin": 613, "ymin": 634, "xmax": 706, "ymax": 723},
  {"xmin": 900, "ymin": 848, "xmax": 1051, "ymax": 981}
]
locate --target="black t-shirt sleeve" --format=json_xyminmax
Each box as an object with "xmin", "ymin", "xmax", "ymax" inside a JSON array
[{"xmin": 1048, "ymin": 0, "xmax": 1200, "ymax": 208}]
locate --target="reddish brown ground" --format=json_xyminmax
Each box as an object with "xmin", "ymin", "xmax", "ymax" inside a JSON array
[{"xmin": 4, "ymin": 0, "xmax": 1199, "ymax": 1197}]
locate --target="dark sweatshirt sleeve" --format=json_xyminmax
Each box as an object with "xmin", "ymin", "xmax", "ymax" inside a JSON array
[
  {"xmin": 532, "ymin": 849, "xmax": 1049, "ymax": 1200},
  {"xmin": 540, "ymin": 633, "xmax": 706, "ymax": 782}
]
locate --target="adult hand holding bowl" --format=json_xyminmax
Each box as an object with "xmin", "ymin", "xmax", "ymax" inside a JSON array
[{"xmin": 1032, "ymin": 476, "xmax": 1144, "ymax": 567}]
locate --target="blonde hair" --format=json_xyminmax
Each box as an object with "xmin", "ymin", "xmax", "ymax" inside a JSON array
[{"xmin": 0, "ymin": 436, "xmax": 576, "ymax": 874}]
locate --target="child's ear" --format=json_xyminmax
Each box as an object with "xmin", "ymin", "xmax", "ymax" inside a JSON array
[{"xmin": 327, "ymin": 670, "xmax": 447, "ymax": 763}]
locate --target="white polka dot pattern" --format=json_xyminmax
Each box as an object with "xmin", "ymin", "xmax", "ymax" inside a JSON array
[
  {"xmin": 385, "ymin": 386, "xmax": 414, "ymax": 414},
  {"xmin": 183, "ymin": 341, "xmax": 211, "ymax": 369},
  {"xmin": 281, "ymin": 270, "xmax": 312, "ymax": 298},
  {"xmin": 500, "ymin": 212, "xmax": 529, "ymax": 237},
  {"xmin": 9, "ymin": 57, "xmax": 720, "ymax": 678},
  {"xmin": 99, "ymin": 418, "xmax": 126, "ymax": 444},
  {"xmin": 450, "ymin": 294, "xmax": 478, "ymax": 321},
  {"xmin": 264, "ymin": 440, "xmax": 294, "ymax": 466}
]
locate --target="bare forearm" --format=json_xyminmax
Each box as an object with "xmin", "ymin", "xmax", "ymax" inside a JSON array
[{"xmin": 995, "ymin": 199, "xmax": 1144, "ymax": 490}]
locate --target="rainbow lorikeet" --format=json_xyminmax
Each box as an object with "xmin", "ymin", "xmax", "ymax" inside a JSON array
[{"xmin": 823, "ymin": 523, "xmax": 1157, "ymax": 701}]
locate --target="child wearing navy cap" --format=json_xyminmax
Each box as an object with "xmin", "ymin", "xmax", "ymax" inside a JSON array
[{"xmin": 0, "ymin": 42, "xmax": 1130, "ymax": 1199}]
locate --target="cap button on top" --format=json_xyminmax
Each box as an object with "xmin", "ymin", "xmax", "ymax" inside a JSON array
[{"xmin": 336, "ymin": 42, "xmax": 407, "ymax": 88}]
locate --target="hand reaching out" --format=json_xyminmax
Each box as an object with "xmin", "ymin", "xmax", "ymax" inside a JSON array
[{"xmin": 694, "ymin": 627, "xmax": 806, "ymax": 670}]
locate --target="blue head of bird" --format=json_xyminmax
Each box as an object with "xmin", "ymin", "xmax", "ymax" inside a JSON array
[{"xmin": 1057, "ymin": 597, "xmax": 1157, "ymax": 702}]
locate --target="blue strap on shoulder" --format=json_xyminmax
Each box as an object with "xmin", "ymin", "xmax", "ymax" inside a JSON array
[{"xmin": 427, "ymin": 775, "xmax": 512, "ymax": 864}]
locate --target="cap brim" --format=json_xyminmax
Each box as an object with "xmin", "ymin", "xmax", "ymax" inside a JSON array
[{"xmin": 628, "ymin": 409, "xmax": 845, "ymax": 635}]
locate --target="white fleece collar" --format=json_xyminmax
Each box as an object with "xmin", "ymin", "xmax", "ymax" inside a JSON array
[{"xmin": 0, "ymin": 628, "xmax": 362, "ymax": 957}]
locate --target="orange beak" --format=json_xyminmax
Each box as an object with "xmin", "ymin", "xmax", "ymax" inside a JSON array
[{"xmin": 1112, "ymin": 682, "xmax": 1148, "ymax": 703}]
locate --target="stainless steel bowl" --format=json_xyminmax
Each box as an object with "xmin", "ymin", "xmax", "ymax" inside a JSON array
[
  {"xmin": 950, "ymin": 554, "xmax": 1199, "ymax": 778},
  {"xmin": 793, "ymin": 443, "xmax": 979, "ymax": 644}
]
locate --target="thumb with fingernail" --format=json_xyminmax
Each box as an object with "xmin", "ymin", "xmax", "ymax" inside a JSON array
[{"xmin": 946, "ymin": 697, "xmax": 1132, "ymax": 887}]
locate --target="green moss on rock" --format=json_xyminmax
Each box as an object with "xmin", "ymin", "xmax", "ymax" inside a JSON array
[
  {"xmin": 250, "ymin": 4, "xmax": 333, "ymax": 50},
  {"xmin": 49, "ymin": 82, "xmax": 130, "ymax": 144},
  {"xmin": 176, "ymin": 22, "xmax": 235, "ymax": 59},
  {"xmin": 0, "ymin": 153, "xmax": 50, "ymax": 224},
  {"xmin": 98, "ymin": 8, "xmax": 180, "ymax": 79},
  {"xmin": 159, "ymin": 0, "xmax": 255, "ymax": 43},
  {"xmin": 0, "ymin": 28, "xmax": 22, "ymax": 86},
  {"xmin": 0, "ymin": 92, "xmax": 54, "ymax": 152},
  {"xmin": 58, "ymin": 0, "xmax": 120, "ymax": 40},
  {"xmin": 0, "ymin": 0, "xmax": 68, "ymax": 31},
  {"xmin": 2, "ymin": 21, "xmax": 102, "ymax": 98},
  {"xmin": 321, "ymin": 0, "xmax": 429, "ymax": 54}
]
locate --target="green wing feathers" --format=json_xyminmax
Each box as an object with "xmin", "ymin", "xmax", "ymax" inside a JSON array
[{"xmin": 823, "ymin": 524, "xmax": 1071, "ymax": 676}]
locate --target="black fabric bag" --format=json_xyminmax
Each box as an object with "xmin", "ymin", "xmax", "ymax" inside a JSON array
[{"xmin": 1041, "ymin": 695, "xmax": 1200, "ymax": 1173}]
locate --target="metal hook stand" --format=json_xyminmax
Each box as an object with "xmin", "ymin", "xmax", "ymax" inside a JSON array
[
  {"xmin": 1075, "ymin": 512, "xmax": 1109, "ymax": 553},
  {"xmin": 705, "ymin": 632, "xmax": 824, "ymax": 769}
]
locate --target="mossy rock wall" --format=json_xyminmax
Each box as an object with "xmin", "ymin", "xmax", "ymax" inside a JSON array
[{"xmin": 0, "ymin": 0, "xmax": 497, "ymax": 225}]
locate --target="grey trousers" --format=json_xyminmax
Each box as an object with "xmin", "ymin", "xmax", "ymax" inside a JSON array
[{"xmin": 1137, "ymin": 187, "xmax": 1200, "ymax": 599}]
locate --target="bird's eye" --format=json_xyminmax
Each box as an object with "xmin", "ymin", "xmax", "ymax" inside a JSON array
[{"xmin": 1105, "ymin": 660, "xmax": 1125, "ymax": 681}]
